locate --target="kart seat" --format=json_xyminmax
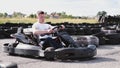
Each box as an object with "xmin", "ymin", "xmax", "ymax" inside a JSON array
[
  {"xmin": 23, "ymin": 28, "xmax": 40, "ymax": 46},
  {"xmin": 11, "ymin": 27, "xmax": 31, "ymax": 44}
]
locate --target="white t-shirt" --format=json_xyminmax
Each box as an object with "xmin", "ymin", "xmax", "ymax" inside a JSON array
[{"xmin": 32, "ymin": 22, "xmax": 53, "ymax": 38}]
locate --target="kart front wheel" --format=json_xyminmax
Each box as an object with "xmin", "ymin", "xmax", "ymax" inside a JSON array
[{"xmin": 44, "ymin": 47, "xmax": 55, "ymax": 60}]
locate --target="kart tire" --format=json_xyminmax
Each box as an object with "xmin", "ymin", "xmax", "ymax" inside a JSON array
[
  {"xmin": 44, "ymin": 47, "xmax": 55, "ymax": 60},
  {"xmin": 98, "ymin": 37, "xmax": 106, "ymax": 45},
  {"xmin": 8, "ymin": 43, "xmax": 17, "ymax": 56},
  {"xmin": 9, "ymin": 52, "xmax": 16, "ymax": 56},
  {"xmin": 106, "ymin": 39, "xmax": 120, "ymax": 45},
  {"xmin": 0, "ymin": 62, "xmax": 18, "ymax": 68}
]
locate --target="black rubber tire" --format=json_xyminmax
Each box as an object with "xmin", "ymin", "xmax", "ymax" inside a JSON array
[
  {"xmin": 0, "ymin": 62, "xmax": 18, "ymax": 68},
  {"xmin": 8, "ymin": 43, "xmax": 17, "ymax": 56},
  {"xmin": 98, "ymin": 37, "xmax": 106, "ymax": 45},
  {"xmin": 44, "ymin": 47, "xmax": 55, "ymax": 60}
]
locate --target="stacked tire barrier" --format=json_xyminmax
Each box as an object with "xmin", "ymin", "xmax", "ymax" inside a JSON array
[
  {"xmin": 98, "ymin": 15, "xmax": 120, "ymax": 24},
  {"xmin": 0, "ymin": 22, "xmax": 32, "ymax": 39},
  {"xmin": 0, "ymin": 22, "xmax": 120, "ymax": 45},
  {"xmin": 104, "ymin": 15, "xmax": 120, "ymax": 24}
]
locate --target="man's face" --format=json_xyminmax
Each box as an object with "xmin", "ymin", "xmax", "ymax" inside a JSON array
[{"xmin": 38, "ymin": 14, "xmax": 45, "ymax": 23}]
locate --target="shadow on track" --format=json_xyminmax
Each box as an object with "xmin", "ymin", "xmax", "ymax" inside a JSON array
[{"xmin": 47, "ymin": 57, "xmax": 117, "ymax": 64}]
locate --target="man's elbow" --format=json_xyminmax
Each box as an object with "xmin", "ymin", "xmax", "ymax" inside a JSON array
[{"xmin": 33, "ymin": 31, "xmax": 38, "ymax": 35}]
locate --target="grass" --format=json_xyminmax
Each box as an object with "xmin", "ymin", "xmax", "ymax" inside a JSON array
[{"xmin": 0, "ymin": 18, "xmax": 98, "ymax": 24}]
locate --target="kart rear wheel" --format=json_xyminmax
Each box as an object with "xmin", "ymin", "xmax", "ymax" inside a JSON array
[{"xmin": 8, "ymin": 43, "xmax": 17, "ymax": 56}]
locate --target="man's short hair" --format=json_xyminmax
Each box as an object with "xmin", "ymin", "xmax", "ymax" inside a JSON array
[{"xmin": 37, "ymin": 11, "xmax": 44, "ymax": 15}]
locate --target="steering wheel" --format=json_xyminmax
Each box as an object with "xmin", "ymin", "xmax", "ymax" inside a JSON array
[
  {"xmin": 40, "ymin": 26, "xmax": 62, "ymax": 38},
  {"xmin": 52, "ymin": 25, "xmax": 62, "ymax": 31},
  {"xmin": 51, "ymin": 25, "xmax": 63, "ymax": 33}
]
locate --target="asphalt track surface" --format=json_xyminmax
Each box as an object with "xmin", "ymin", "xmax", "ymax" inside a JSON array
[{"xmin": 0, "ymin": 39, "xmax": 120, "ymax": 68}]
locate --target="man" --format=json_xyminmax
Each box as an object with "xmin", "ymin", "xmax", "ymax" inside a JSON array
[{"xmin": 32, "ymin": 10, "xmax": 63, "ymax": 49}]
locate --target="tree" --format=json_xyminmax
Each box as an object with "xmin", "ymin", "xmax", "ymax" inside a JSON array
[
  {"xmin": 28, "ymin": 14, "xmax": 36, "ymax": 18},
  {"xmin": 0, "ymin": 13, "xmax": 4, "ymax": 17},
  {"xmin": 4, "ymin": 13, "xmax": 8, "ymax": 17},
  {"xmin": 61, "ymin": 11, "xmax": 67, "ymax": 18},
  {"xmin": 97, "ymin": 11, "xmax": 107, "ymax": 23},
  {"xmin": 97, "ymin": 11, "xmax": 107, "ymax": 17},
  {"xmin": 12, "ymin": 12, "xmax": 25, "ymax": 18}
]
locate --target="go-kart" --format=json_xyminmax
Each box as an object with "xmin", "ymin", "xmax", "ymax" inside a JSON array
[
  {"xmin": 3, "ymin": 26, "xmax": 97, "ymax": 60},
  {"xmin": 101, "ymin": 25, "xmax": 118, "ymax": 34},
  {"xmin": 95, "ymin": 25, "xmax": 120, "ymax": 45}
]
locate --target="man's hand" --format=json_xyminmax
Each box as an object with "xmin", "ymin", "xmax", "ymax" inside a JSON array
[
  {"xmin": 47, "ymin": 25, "xmax": 65, "ymax": 34},
  {"xmin": 60, "ymin": 25, "xmax": 65, "ymax": 29},
  {"xmin": 47, "ymin": 29, "xmax": 54, "ymax": 33}
]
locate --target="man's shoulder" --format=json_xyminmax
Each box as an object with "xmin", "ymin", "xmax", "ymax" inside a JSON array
[
  {"xmin": 32, "ymin": 22, "xmax": 52, "ymax": 27},
  {"xmin": 33, "ymin": 22, "xmax": 39, "ymax": 24},
  {"xmin": 32, "ymin": 22, "xmax": 39, "ymax": 26},
  {"xmin": 44, "ymin": 23, "xmax": 52, "ymax": 26}
]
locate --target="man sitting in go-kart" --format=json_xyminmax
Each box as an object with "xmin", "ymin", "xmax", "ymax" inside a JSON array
[
  {"xmin": 32, "ymin": 10, "xmax": 78, "ymax": 50},
  {"xmin": 3, "ymin": 11, "xmax": 96, "ymax": 60}
]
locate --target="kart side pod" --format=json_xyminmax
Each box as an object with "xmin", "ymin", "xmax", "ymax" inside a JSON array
[
  {"xmin": 56, "ymin": 45, "xmax": 96, "ymax": 59},
  {"xmin": 45, "ymin": 45, "xmax": 97, "ymax": 60}
]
